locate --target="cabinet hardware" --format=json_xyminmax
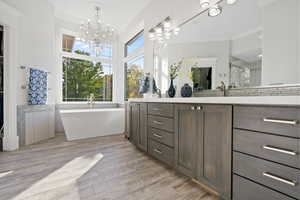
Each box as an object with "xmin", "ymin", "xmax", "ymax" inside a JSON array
[
  {"xmin": 153, "ymin": 133, "xmax": 163, "ymax": 138},
  {"xmin": 263, "ymin": 172, "xmax": 297, "ymax": 186},
  {"xmin": 197, "ymin": 106, "xmax": 202, "ymax": 110},
  {"xmin": 153, "ymin": 120, "xmax": 163, "ymax": 125},
  {"xmin": 263, "ymin": 145, "xmax": 297, "ymax": 156},
  {"xmin": 154, "ymin": 149, "xmax": 163, "ymax": 154},
  {"xmin": 191, "ymin": 106, "xmax": 196, "ymax": 110},
  {"xmin": 263, "ymin": 118, "xmax": 298, "ymax": 125}
]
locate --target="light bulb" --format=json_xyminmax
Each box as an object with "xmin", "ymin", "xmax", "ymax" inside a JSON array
[
  {"xmin": 226, "ymin": 0, "xmax": 237, "ymax": 5},
  {"xmin": 200, "ymin": 0, "xmax": 210, "ymax": 9},
  {"xmin": 208, "ymin": 4, "xmax": 222, "ymax": 17}
]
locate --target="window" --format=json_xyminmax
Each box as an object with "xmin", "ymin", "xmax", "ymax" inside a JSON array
[
  {"xmin": 62, "ymin": 34, "xmax": 113, "ymax": 102},
  {"xmin": 125, "ymin": 31, "xmax": 144, "ymax": 100}
]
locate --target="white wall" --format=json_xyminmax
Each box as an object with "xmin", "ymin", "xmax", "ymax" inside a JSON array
[
  {"xmin": 231, "ymin": 31, "xmax": 262, "ymax": 56},
  {"xmin": 2, "ymin": 0, "xmax": 56, "ymax": 105},
  {"xmin": 262, "ymin": 0, "xmax": 299, "ymax": 85}
]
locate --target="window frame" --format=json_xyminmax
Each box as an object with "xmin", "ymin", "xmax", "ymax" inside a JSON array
[
  {"xmin": 60, "ymin": 31, "xmax": 114, "ymax": 103},
  {"xmin": 124, "ymin": 30, "xmax": 145, "ymax": 101}
]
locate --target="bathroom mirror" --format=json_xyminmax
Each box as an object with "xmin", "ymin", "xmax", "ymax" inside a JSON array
[{"xmin": 153, "ymin": 0, "xmax": 300, "ymax": 95}]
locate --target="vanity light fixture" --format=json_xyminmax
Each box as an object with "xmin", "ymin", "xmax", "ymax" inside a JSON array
[
  {"xmin": 208, "ymin": 4, "xmax": 222, "ymax": 17},
  {"xmin": 200, "ymin": 0, "xmax": 210, "ymax": 9},
  {"xmin": 148, "ymin": 17, "xmax": 179, "ymax": 43}
]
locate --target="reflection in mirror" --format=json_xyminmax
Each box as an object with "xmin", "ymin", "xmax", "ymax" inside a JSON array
[{"xmin": 153, "ymin": 0, "xmax": 300, "ymax": 96}]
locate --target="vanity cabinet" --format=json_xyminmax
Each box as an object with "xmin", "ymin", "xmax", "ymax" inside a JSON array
[
  {"xmin": 175, "ymin": 104, "xmax": 232, "ymax": 200},
  {"xmin": 174, "ymin": 104, "xmax": 199, "ymax": 177},
  {"xmin": 197, "ymin": 105, "xmax": 232, "ymax": 200},
  {"xmin": 233, "ymin": 106, "xmax": 300, "ymax": 200},
  {"xmin": 129, "ymin": 103, "xmax": 148, "ymax": 151}
]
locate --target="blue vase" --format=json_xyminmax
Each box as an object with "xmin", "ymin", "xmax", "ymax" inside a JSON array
[
  {"xmin": 168, "ymin": 79, "xmax": 176, "ymax": 98},
  {"xmin": 181, "ymin": 84, "xmax": 193, "ymax": 97}
]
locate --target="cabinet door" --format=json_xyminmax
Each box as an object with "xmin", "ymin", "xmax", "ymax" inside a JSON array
[
  {"xmin": 175, "ymin": 104, "xmax": 198, "ymax": 177},
  {"xmin": 137, "ymin": 103, "xmax": 147, "ymax": 151},
  {"xmin": 198, "ymin": 105, "xmax": 232, "ymax": 200},
  {"xmin": 129, "ymin": 103, "xmax": 139, "ymax": 145}
]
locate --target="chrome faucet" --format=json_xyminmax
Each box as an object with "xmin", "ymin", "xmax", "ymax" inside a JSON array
[
  {"xmin": 87, "ymin": 93, "xmax": 95, "ymax": 106},
  {"xmin": 217, "ymin": 81, "xmax": 226, "ymax": 96}
]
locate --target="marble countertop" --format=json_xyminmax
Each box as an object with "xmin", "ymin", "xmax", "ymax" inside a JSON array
[{"xmin": 128, "ymin": 96, "xmax": 300, "ymax": 106}]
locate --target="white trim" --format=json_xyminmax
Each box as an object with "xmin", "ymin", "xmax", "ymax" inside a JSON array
[
  {"xmin": 0, "ymin": 2, "xmax": 20, "ymax": 151},
  {"xmin": 123, "ymin": 48, "xmax": 144, "ymax": 63}
]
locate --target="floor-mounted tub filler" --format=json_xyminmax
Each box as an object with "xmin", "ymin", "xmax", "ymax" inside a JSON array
[{"xmin": 60, "ymin": 108, "xmax": 125, "ymax": 141}]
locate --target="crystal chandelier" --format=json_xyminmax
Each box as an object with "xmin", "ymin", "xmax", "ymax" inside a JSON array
[{"xmin": 78, "ymin": 6, "xmax": 115, "ymax": 57}]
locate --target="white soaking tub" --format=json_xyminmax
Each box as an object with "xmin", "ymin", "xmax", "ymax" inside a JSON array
[{"xmin": 60, "ymin": 108, "xmax": 125, "ymax": 141}]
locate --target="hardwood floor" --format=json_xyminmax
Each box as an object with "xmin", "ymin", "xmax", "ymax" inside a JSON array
[{"xmin": 0, "ymin": 134, "xmax": 218, "ymax": 200}]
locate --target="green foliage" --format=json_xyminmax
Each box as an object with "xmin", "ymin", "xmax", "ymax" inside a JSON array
[
  {"xmin": 63, "ymin": 50, "xmax": 112, "ymax": 101},
  {"xmin": 126, "ymin": 65, "xmax": 143, "ymax": 99}
]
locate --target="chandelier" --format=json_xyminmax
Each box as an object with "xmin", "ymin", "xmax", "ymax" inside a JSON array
[{"xmin": 78, "ymin": 6, "xmax": 115, "ymax": 57}]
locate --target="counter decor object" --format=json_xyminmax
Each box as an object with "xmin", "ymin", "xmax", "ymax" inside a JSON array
[
  {"xmin": 181, "ymin": 83, "xmax": 193, "ymax": 97},
  {"xmin": 168, "ymin": 60, "xmax": 182, "ymax": 98}
]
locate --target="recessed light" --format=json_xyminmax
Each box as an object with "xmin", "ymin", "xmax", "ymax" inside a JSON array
[{"xmin": 208, "ymin": 4, "xmax": 222, "ymax": 17}]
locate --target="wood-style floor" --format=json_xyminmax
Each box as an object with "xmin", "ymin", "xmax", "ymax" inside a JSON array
[{"xmin": 0, "ymin": 134, "xmax": 218, "ymax": 200}]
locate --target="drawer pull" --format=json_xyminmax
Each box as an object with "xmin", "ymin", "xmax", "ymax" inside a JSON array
[
  {"xmin": 153, "ymin": 133, "xmax": 163, "ymax": 138},
  {"xmin": 191, "ymin": 106, "xmax": 196, "ymax": 110},
  {"xmin": 154, "ymin": 149, "xmax": 163, "ymax": 154},
  {"xmin": 263, "ymin": 172, "xmax": 297, "ymax": 186},
  {"xmin": 153, "ymin": 120, "xmax": 163, "ymax": 125},
  {"xmin": 263, "ymin": 118, "xmax": 298, "ymax": 125},
  {"xmin": 263, "ymin": 145, "xmax": 297, "ymax": 156}
]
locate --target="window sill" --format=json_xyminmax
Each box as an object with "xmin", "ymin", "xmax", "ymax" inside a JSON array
[{"xmin": 58, "ymin": 101, "xmax": 115, "ymax": 105}]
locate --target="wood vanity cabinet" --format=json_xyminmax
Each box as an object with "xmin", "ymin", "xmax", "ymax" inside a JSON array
[
  {"xmin": 175, "ymin": 104, "xmax": 232, "ymax": 200},
  {"xmin": 129, "ymin": 102, "xmax": 232, "ymax": 199},
  {"xmin": 197, "ymin": 105, "xmax": 232, "ymax": 200},
  {"xmin": 174, "ymin": 104, "xmax": 199, "ymax": 177},
  {"xmin": 129, "ymin": 103, "xmax": 148, "ymax": 151}
]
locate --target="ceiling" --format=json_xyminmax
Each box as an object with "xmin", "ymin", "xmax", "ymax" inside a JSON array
[{"xmin": 48, "ymin": 0, "xmax": 152, "ymax": 31}]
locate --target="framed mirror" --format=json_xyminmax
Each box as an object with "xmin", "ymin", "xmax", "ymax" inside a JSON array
[{"xmin": 153, "ymin": 0, "xmax": 300, "ymax": 96}]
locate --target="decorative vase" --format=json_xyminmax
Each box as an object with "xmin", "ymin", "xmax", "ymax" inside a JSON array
[
  {"xmin": 181, "ymin": 83, "xmax": 193, "ymax": 97},
  {"xmin": 168, "ymin": 79, "xmax": 176, "ymax": 98}
]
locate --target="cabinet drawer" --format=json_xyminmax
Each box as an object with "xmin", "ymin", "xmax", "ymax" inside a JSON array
[
  {"xmin": 233, "ymin": 175, "xmax": 294, "ymax": 200},
  {"xmin": 148, "ymin": 103, "xmax": 174, "ymax": 118},
  {"xmin": 233, "ymin": 129, "xmax": 300, "ymax": 169},
  {"xmin": 148, "ymin": 115, "xmax": 174, "ymax": 132},
  {"xmin": 148, "ymin": 127, "xmax": 174, "ymax": 147},
  {"xmin": 233, "ymin": 152, "xmax": 300, "ymax": 199},
  {"xmin": 148, "ymin": 139, "xmax": 174, "ymax": 166},
  {"xmin": 234, "ymin": 106, "xmax": 300, "ymax": 138}
]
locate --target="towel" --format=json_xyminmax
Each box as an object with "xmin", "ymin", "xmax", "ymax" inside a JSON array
[{"xmin": 28, "ymin": 68, "xmax": 48, "ymax": 105}]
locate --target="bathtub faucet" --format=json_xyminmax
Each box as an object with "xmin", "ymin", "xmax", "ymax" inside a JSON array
[{"xmin": 87, "ymin": 93, "xmax": 95, "ymax": 106}]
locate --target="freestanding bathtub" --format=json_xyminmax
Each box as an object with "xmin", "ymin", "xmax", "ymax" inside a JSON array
[{"xmin": 60, "ymin": 108, "xmax": 125, "ymax": 141}]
